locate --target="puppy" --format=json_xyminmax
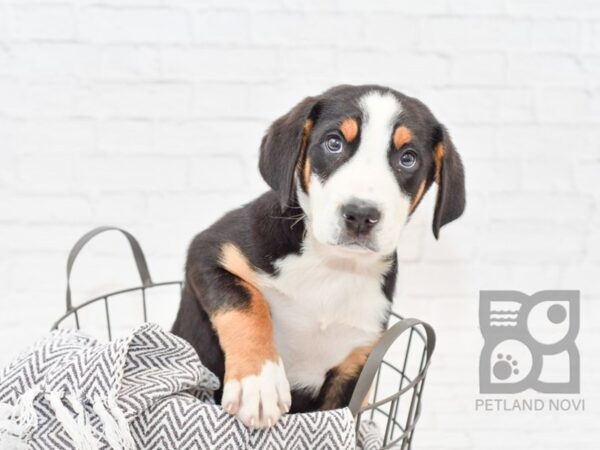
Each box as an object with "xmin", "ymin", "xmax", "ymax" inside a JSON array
[{"xmin": 172, "ymin": 84, "xmax": 465, "ymax": 428}]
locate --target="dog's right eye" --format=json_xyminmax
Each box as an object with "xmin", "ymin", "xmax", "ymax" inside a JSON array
[{"xmin": 324, "ymin": 136, "xmax": 343, "ymax": 153}]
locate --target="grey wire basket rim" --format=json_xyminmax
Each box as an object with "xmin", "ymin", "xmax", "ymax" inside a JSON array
[{"xmin": 52, "ymin": 226, "xmax": 436, "ymax": 449}]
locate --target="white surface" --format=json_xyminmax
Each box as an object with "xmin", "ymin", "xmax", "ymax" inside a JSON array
[{"xmin": 0, "ymin": 1, "xmax": 599, "ymax": 448}]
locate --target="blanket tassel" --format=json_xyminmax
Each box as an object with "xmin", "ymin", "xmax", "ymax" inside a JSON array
[
  {"xmin": 47, "ymin": 391, "xmax": 98, "ymax": 450},
  {"xmin": 92, "ymin": 395, "xmax": 135, "ymax": 450},
  {"xmin": 0, "ymin": 387, "xmax": 40, "ymax": 450}
]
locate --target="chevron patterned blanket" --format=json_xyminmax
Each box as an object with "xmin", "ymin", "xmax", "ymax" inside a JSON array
[{"xmin": 0, "ymin": 323, "xmax": 370, "ymax": 450}]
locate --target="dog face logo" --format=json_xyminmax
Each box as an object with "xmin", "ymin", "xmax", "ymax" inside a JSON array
[
  {"xmin": 259, "ymin": 85, "xmax": 466, "ymax": 257},
  {"xmin": 479, "ymin": 290, "xmax": 580, "ymax": 394}
]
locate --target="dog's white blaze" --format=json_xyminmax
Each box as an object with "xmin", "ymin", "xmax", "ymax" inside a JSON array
[
  {"xmin": 306, "ymin": 91, "xmax": 412, "ymax": 256},
  {"xmin": 258, "ymin": 234, "xmax": 391, "ymax": 394},
  {"xmin": 265, "ymin": 92, "xmax": 413, "ymax": 393}
]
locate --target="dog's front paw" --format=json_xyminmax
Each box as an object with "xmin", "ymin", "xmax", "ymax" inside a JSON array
[{"xmin": 221, "ymin": 358, "xmax": 291, "ymax": 428}]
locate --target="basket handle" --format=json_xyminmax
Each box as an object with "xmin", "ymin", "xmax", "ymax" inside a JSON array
[
  {"xmin": 65, "ymin": 226, "xmax": 153, "ymax": 311},
  {"xmin": 348, "ymin": 318, "xmax": 436, "ymax": 416}
]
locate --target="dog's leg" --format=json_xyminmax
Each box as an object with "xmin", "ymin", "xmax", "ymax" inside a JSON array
[
  {"xmin": 212, "ymin": 281, "xmax": 290, "ymax": 428},
  {"xmin": 187, "ymin": 243, "xmax": 291, "ymax": 428},
  {"xmin": 319, "ymin": 345, "xmax": 374, "ymax": 410}
]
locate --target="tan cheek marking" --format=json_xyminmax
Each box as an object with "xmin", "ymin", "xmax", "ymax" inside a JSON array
[
  {"xmin": 299, "ymin": 119, "xmax": 314, "ymax": 191},
  {"xmin": 340, "ymin": 118, "xmax": 358, "ymax": 143},
  {"xmin": 212, "ymin": 283, "xmax": 278, "ymax": 381},
  {"xmin": 219, "ymin": 242, "xmax": 257, "ymax": 286},
  {"xmin": 393, "ymin": 126, "xmax": 412, "ymax": 150},
  {"xmin": 410, "ymin": 180, "xmax": 427, "ymax": 214},
  {"xmin": 303, "ymin": 156, "xmax": 311, "ymax": 189},
  {"xmin": 321, "ymin": 344, "xmax": 374, "ymax": 410},
  {"xmin": 434, "ymin": 143, "xmax": 445, "ymax": 184},
  {"xmin": 303, "ymin": 119, "xmax": 313, "ymax": 139}
]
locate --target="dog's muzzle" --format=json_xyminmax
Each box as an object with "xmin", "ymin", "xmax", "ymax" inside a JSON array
[{"xmin": 336, "ymin": 199, "xmax": 381, "ymax": 251}]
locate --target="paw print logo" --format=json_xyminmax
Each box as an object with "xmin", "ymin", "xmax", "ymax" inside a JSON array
[
  {"xmin": 480, "ymin": 290, "xmax": 580, "ymax": 394},
  {"xmin": 493, "ymin": 353, "xmax": 519, "ymax": 380}
]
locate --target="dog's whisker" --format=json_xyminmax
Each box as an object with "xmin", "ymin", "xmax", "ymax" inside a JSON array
[
  {"xmin": 270, "ymin": 214, "xmax": 305, "ymax": 221},
  {"xmin": 171, "ymin": 84, "xmax": 465, "ymax": 429},
  {"xmin": 290, "ymin": 215, "xmax": 306, "ymax": 229},
  {"xmin": 282, "ymin": 203, "xmax": 303, "ymax": 210}
]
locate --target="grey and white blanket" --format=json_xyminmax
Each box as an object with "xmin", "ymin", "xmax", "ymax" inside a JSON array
[{"xmin": 0, "ymin": 324, "xmax": 384, "ymax": 450}]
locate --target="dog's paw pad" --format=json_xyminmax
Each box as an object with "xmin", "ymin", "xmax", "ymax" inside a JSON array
[{"xmin": 223, "ymin": 359, "xmax": 290, "ymax": 428}]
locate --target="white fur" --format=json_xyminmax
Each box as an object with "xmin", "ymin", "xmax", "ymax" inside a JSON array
[
  {"xmin": 300, "ymin": 90, "xmax": 412, "ymax": 256},
  {"xmin": 258, "ymin": 233, "xmax": 392, "ymax": 394},
  {"xmin": 221, "ymin": 358, "xmax": 291, "ymax": 428},
  {"xmin": 226, "ymin": 91, "xmax": 410, "ymax": 416}
]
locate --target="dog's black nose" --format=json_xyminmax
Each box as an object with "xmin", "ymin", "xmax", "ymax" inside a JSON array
[{"xmin": 341, "ymin": 201, "xmax": 381, "ymax": 235}]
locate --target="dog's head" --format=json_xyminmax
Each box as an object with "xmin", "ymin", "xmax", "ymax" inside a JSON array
[{"xmin": 259, "ymin": 85, "xmax": 465, "ymax": 257}]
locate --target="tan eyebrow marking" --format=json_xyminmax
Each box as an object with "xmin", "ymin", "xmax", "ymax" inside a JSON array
[
  {"xmin": 339, "ymin": 118, "xmax": 359, "ymax": 142},
  {"xmin": 393, "ymin": 126, "xmax": 412, "ymax": 150}
]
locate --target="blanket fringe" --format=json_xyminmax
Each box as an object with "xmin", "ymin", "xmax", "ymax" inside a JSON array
[
  {"xmin": 0, "ymin": 387, "xmax": 40, "ymax": 450},
  {"xmin": 0, "ymin": 388, "xmax": 135, "ymax": 450},
  {"xmin": 106, "ymin": 394, "xmax": 135, "ymax": 449},
  {"xmin": 92, "ymin": 395, "xmax": 135, "ymax": 450},
  {"xmin": 47, "ymin": 391, "xmax": 98, "ymax": 450},
  {"xmin": 66, "ymin": 393, "xmax": 100, "ymax": 449}
]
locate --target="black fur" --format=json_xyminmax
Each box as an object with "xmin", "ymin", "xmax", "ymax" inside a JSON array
[
  {"xmin": 432, "ymin": 126, "xmax": 466, "ymax": 239},
  {"xmin": 172, "ymin": 84, "xmax": 465, "ymax": 413},
  {"xmin": 259, "ymin": 96, "xmax": 321, "ymax": 210},
  {"xmin": 172, "ymin": 191, "xmax": 304, "ymax": 395}
]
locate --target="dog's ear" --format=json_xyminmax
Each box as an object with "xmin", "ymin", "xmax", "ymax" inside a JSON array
[
  {"xmin": 259, "ymin": 96, "xmax": 320, "ymax": 209},
  {"xmin": 432, "ymin": 125, "xmax": 465, "ymax": 239}
]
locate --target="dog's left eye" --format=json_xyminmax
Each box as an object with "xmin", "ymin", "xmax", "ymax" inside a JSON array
[
  {"xmin": 324, "ymin": 136, "xmax": 343, "ymax": 153},
  {"xmin": 399, "ymin": 149, "xmax": 418, "ymax": 169}
]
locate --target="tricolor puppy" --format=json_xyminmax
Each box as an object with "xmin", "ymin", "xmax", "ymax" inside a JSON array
[{"xmin": 172, "ymin": 85, "xmax": 465, "ymax": 428}]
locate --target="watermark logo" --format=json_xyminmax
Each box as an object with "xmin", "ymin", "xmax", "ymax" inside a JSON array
[{"xmin": 479, "ymin": 290, "xmax": 580, "ymax": 394}]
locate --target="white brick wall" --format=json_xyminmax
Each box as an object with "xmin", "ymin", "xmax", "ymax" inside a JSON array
[{"xmin": 1, "ymin": 1, "xmax": 599, "ymax": 448}]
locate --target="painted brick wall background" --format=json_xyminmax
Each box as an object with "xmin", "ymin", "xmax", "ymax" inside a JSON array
[{"xmin": 1, "ymin": 1, "xmax": 599, "ymax": 448}]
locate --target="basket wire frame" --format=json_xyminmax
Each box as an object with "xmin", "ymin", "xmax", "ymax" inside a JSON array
[{"xmin": 52, "ymin": 227, "xmax": 435, "ymax": 450}]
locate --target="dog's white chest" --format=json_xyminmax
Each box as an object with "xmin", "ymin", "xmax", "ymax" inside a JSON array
[{"xmin": 258, "ymin": 243, "xmax": 391, "ymax": 394}]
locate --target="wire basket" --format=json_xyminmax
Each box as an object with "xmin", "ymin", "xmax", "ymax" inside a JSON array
[{"xmin": 52, "ymin": 227, "xmax": 435, "ymax": 450}]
